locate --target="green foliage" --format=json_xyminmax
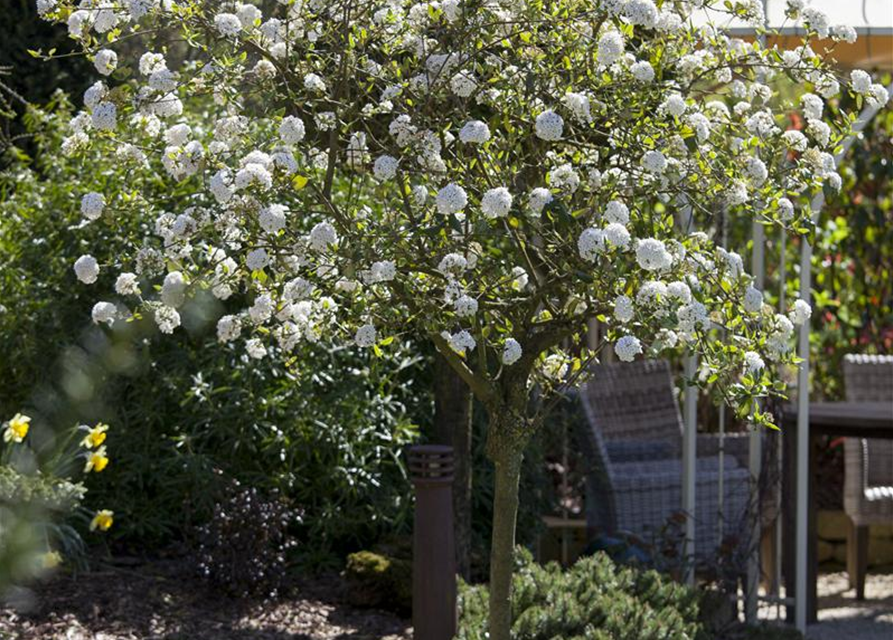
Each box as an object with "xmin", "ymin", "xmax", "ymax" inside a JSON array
[
  {"xmin": 0, "ymin": 95, "xmax": 429, "ymax": 563},
  {"xmin": 807, "ymin": 78, "xmax": 893, "ymax": 398},
  {"xmin": 457, "ymin": 548, "xmax": 703, "ymax": 640},
  {"xmin": 345, "ymin": 550, "xmax": 412, "ymax": 615}
]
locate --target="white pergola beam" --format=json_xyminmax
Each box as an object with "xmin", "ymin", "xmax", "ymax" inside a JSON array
[{"xmin": 793, "ymin": 82, "xmax": 892, "ymax": 633}]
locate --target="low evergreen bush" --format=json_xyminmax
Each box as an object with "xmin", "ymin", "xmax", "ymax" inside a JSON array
[{"xmin": 457, "ymin": 547, "xmax": 703, "ymax": 640}]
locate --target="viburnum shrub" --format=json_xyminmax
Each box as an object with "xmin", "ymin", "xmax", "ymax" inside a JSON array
[{"xmin": 34, "ymin": 0, "xmax": 886, "ymax": 635}]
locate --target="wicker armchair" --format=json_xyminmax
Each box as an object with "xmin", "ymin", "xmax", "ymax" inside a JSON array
[
  {"xmin": 842, "ymin": 354, "xmax": 893, "ymax": 599},
  {"xmin": 577, "ymin": 359, "xmax": 753, "ymax": 563}
]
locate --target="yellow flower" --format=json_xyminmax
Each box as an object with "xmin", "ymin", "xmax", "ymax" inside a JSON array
[
  {"xmin": 84, "ymin": 446, "xmax": 109, "ymax": 473},
  {"xmin": 3, "ymin": 413, "xmax": 31, "ymax": 443},
  {"xmin": 90, "ymin": 510, "xmax": 114, "ymax": 532},
  {"xmin": 80, "ymin": 423, "xmax": 108, "ymax": 449},
  {"xmin": 42, "ymin": 551, "xmax": 63, "ymax": 569}
]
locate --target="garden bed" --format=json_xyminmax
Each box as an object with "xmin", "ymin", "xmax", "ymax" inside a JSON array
[{"xmin": 0, "ymin": 557, "xmax": 412, "ymax": 640}]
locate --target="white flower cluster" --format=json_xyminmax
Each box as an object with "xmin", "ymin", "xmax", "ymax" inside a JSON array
[{"xmin": 41, "ymin": 0, "xmax": 860, "ymax": 427}]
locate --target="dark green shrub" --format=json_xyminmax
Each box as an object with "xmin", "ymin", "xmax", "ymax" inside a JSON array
[
  {"xmin": 457, "ymin": 547, "xmax": 703, "ymax": 640},
  {"xmin": 0, "ymin": 96, "xmax": 429, "ymax": 562}
]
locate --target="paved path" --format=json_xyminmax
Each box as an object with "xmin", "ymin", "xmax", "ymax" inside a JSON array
[{"xmin": 807, "ymin": 571, "xmax": 893, "ymax": 640}]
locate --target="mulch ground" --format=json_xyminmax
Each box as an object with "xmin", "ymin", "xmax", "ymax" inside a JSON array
[{"xmin": 0, "ymin": 558, "xmax": 412, "ymax": 640}]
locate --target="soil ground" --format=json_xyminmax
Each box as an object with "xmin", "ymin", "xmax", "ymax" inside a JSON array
[{"xmin": 0, "ymin": 558, "xmax": 412, "ymax": 640}]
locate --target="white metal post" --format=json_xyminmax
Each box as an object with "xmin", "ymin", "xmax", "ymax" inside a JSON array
[
  {"xmin": 746, "ymin": 220, "xmax": 765, "ymax": 623},
  {"xmin": 683, "ymin": 352, "xmax": 698, "ymax": 586},
  {"xmin": 792, "ymin": 85, "xmax": 890, "ymax": 632}
]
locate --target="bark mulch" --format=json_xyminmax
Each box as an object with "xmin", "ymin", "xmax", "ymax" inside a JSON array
[{"xmin": 0, "ymin": 558, "xmax": 412, "ymax": 640}]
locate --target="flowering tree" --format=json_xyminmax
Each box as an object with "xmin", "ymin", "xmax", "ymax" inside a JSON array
[{"xmin": 33, "ymin": 0, "xmax": 886, "ymax": 635}]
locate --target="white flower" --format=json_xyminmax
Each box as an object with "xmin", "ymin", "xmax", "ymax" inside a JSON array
[
  {"xmin": 604, "ymin": 200, "xmax": 629, "ymax": 225},
  {"xmin": 279, "ymin": 115, "xmax": 306, "ymax": 144},
  {"xmin": 92, "ymin": 302, "xmax": 117, "ymax": 325},
  {"xmin": 459, "ymin": 120, "xmax": 490, "ymax": 144},
  {"xmin": 635, "ymin": 238, "xmax": 672, "ymax": 271},
  {"xmin": 446, "ymin": 330, "xmax": 476, "ymax": 356},
  {"xmin": 642, "ymin": 150, "xmax": 667, "ymax": 174},
  {"xmin": 614, "ymin": 335, "xmax": 643, "ymax": 362},
  {"xmin": 92, "ymin": 102, "xmax": 117, "ymax": 131},
  {"xmin": 155, "ymin": 305, "xmax": 181, "ymax": 334},
  {"xmin": 161, "ymin": 271, "xmax": 187, "ymax": 307},
  {"xmin": 511, "ymin": 266, "xmax": 528, "ymax": 291},
  {"xmin": 438, "ymin": 253, "xmax": 467, "ymax": 275},
  {"xmin": 94, "ymin": 49, "xmax": 117, "ymax": 76},
  {"xmin": 81, "ymin": 192, "xmax": 105, "ymax": 221},
  {"xmin": 245, "ymin": 337, "xmax": 267, "ymax": 359},
  {"xmin": 304, "ymin": 73, "xmax": 327, "ymax": 93},
  {"xmin": 454, "ymin": 295, "xmax": 478, "ymax": 317},
  {"xmin": 210, "ymin": 169, "xmax": 233, "ymax": 203},
  {"xmin": 549, "ymin": 163, "xmax": 580, "ymax": 193},
  {"xmin": 309, "ymin": 221, "xmax": 338, "ymax": 251},
  {"xmin": 217, "ymin": 314, "xmax": 241, "ymax": 343},
  {"xmin": 832, "ymin": 25, "xmax": 858, "ymax": 44},
  {"xmin": 164, "ymin": 123, "xmax": 191, "ymax": 146},
  {"xmin": 743, "ymin": 285, "xmax": 763, "ymax": 313},
  {"xmin": 373, "ymin": 155, "xmax": 399, "ymax": 180},
  {"xmin": 115, "ymin": 272, "xmax": 140, "ymax": 296},
  {"xmin": 502, "ymin": 338, "xmax": 522, "ymax": 366},
  {"xmin": 744, "ymin": 350, "xmax": 765, "ymax": 373},
  {"xmin": 535, "ymin": 110, "xmax": 564, "ymax": 141},
  {"xmin": 237, "ymin": 2, "xmax": 261, "ymax": 28},
  {"xmin": 436, "ymin": 183, "xmax": 468, "ymax": 215},
  {"xmin": 215, "ymin": 13, "xmax": 242, "ymax": 37},
  {"xmin": 74, "ymin": 254, "xmax": 99, "ymax": 284},
  {"xmin": 660, "ymin": 93, "xmax": 686, "ymax": 117},
  {"xmin": 801, "ymin": 93, "xmax": 823, "ymax": 120},
  {"xmin": 246, "ymin": 248, "xmax": 270, "ymax": 271},
  {"xmin": 450, "ymin": 70, "xmax": 477, "ymax": 97},
  {"xmin": 259, "ymin": 204, "xmax": 288, "ymax": 234},
  {"xmin": 782, "ymin": 130, "xmax": 808, "ymax": 152},
  {"xmin": 481, "ymin": 187, "xmax": 513, "ymax": 219},
  {"xmin": 597, "ymin": 30, "xmax": 624, "ymax": 66},
  {"xmin": 745, "ymin": 157, "xmax": 768, "ymax": 186},
  {"xmin": 778, "ymin": 197, "xmax": 795, "ymax": 222},
  {"xmin": 563, "ymin": 91, "xmax": 591, "ymax": 123},
  {"xmin": 249, "ymin": 294, "xmax": 274, "ymax": 324},
  {"xmin": 355, "ymin": 324, "xmax": 377, "ymax": 347},
  {"xmin": 631, "ymin": 60, "xmax": 655, "ymax": 82},
  {"xmin": 667, "ymin": 281, "xmax": 692, "ymax": 303},
  {"xmin": 577, "ymin": 228, "xmax": 605, "ymax": 262},
  {"xmin": 528, "ymin": 188, "xmax": 552, "ymax": 215},
  {"xmin": 867, "ymin": 84, "xmax": 890, "ymax": 109},
  {"xmin": 604, "ymin": 223, "xmax": 631, "ymax": 249},
  {"xmin": 613, "ymin": 295, "xmax": 634, "ymax": 323},
  {"xmin": 850, "ymin": 69, "xmax": 872, "ymax": 95},
  {"xmin": 139, "ymin": 52, "xmax": 166, "ymax": 76},
  {"xmin": 789, "ymin": 299, "xmax": 812, "ymax": 325},
  {"xmin": 542, "ymin": 354, "xmax": 568, "ymax": 380}
]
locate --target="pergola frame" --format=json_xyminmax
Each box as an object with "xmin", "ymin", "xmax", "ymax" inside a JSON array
[{"xmin": 678, "ymin": 78, "xmax": 891, "ymax": 633}]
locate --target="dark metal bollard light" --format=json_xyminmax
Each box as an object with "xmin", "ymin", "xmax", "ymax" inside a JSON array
[{"xmin": 408, "ymin": 444, "xmax": 457, "ymax": 640}]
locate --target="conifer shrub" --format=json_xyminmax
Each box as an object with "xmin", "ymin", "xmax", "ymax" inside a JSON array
[{"xmin": 457, "ymin": 547, "xmax": 702, "ymax": 640}]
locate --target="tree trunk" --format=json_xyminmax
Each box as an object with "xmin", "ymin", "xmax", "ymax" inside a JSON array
[
  {"xmin": 432, "ymin": 352, "xmax": 473, "ymax": 580},
  {"xmin": 485, "ymin": 399, "xmax": 527, "ymax": 640}
]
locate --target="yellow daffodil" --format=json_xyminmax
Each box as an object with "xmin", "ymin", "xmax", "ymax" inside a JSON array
[
  {"xmin": 80, "ymin": 423, "xmax": 108, "ymax": 449},
  {"xmin": 84, "ymin": 445, "xmax": 109, "ymax": 473},
  {"xmin": 42, "ymin": 551, "xmax": 63, "ymax": 569},
  {"xmin": 3, "ymin": 413, "xmax": 31, "ymax": 443},
  {"xmin": 90, "ymin": 510, "xmax": 114, "ymax": 532}
]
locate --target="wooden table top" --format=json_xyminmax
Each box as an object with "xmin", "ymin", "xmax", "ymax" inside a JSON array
[{"xmin": 782, "ymin": 401, "xmax": 893, "ymax": 437}]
